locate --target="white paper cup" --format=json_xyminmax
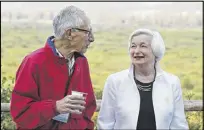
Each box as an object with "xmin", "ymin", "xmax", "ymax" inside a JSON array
[
  {"xmin": 71, "ymin": 91, "xmax": 88, "ymax": 113},
  {"xmin": 72, "ymin": 91, "xmax": 88, "ymax": 99}
]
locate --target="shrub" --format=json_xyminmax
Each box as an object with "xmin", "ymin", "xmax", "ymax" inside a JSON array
[{"xmin": 1, "ymin": 77, "xmax": 16, "ymax": 130}]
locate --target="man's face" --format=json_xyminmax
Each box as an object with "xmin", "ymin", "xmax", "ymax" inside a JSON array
[{"xmin": 70, "ymin": 25, "xmax": 94, "ymax": 54}]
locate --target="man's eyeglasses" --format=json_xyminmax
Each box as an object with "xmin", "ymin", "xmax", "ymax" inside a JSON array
[
  {"xmin": 71, "ymin": 28, "xmax": 91, "ymax": 36},
  {"xmin": 65, "ymin": 28, "xmax": 94, "ymax": 42}
]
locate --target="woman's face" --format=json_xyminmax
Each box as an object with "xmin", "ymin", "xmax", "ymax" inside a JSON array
[{"xmin": 129, "ymin": 34, "xmax": 155, "ymax": 66}]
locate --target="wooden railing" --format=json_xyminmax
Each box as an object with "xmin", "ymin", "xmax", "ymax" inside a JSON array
[{"xmin": 1, "ymin": 100, "xmax": 203, "ymax": 112}]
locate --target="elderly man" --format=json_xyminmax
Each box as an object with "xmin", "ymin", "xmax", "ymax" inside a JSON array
[{"xmin": 10, "ymin": 6, "xmax": 96, "ymax": 130}]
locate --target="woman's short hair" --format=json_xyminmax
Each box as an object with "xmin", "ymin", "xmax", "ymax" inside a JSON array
[
  {"xmin": 53, "ymin": 6, "xmax": 90, "ymax": 39},
  {"xmin": 128, "ymin": 29, "xmax": 166, "ymax": 61}
]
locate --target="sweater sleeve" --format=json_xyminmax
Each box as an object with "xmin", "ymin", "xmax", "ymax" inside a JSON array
[
  {"xmin": 10, "ymin": 56, "xmax": 58, "ymax": 129},
  {"xmin": 82, "ymin": 58, "xmax": 97, "ymax": 130}
]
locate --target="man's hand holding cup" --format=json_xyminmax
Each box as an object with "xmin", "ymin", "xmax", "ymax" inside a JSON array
[{"xmin": 56, "ymin": 91, "xmax": 88, "ymax": 115}]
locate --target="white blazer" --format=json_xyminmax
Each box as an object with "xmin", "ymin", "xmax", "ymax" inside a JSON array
[{"xmin": 97, "ymin": 65, "xmax": 189, "ymax": 129}]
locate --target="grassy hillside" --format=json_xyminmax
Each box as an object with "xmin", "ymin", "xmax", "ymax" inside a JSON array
[
  {"xmin": 1, "ymin": 22, "xmax": 203, "ymax": 129},
  {"xmin": 1, "ymin": 23, "xmax": 202, "ymax": 99}
]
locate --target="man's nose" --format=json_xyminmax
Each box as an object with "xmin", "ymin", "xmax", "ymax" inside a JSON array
[{"xmin": 88, "ymin": 31, "xmax": 94, "ymax": 42}]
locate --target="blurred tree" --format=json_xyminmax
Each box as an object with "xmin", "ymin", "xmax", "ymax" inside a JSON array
[
  {"xmin": 39, "ymin": 12, "xmax": 45, "ymax": 20},
  {"xmin": 49, "ymin": 12, "xmax": 54, "ymax": 20},
  {"xmin": 183, "ymin": 77, "xmax": 194, "ymax": 90},
  {"xmin": 8, "ymin": 12, "xmax": 12, "ymax": 22}
]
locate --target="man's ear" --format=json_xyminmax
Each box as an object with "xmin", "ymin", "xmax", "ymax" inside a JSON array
[{"xmin": 64, "ymin": 29, "xmax": 73, "ymax": 40}]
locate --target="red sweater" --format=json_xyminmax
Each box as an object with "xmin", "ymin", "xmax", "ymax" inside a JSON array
[{"xmin": 10, "ymin": 38, "xmax": 97, "ymax": 129}]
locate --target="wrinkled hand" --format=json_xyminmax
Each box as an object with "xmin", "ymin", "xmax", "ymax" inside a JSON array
[{"xmin": 56, "ymin": 95, "xmax": 86, "ymax": 114}]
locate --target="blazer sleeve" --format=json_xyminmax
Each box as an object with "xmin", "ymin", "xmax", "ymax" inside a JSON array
[
  {"xmin": 97, "ymin": 75, "xmax": 116, "ymax": 130},
  {"xmin": 10, "ymin": 56, "xmax": 58, "ymax": 129},
  {"xmin": 170, "ymin": 76, "xmax": 189, "ymax": 129}
]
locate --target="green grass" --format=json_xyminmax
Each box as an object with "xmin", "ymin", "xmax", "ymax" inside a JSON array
[
  {"xmin": 1, "ymin": 23, "xmax": 202, "ymax": 100},
  {"xmin": 1, "ymin": 22, "xmax": 203, "ymax": 130}
]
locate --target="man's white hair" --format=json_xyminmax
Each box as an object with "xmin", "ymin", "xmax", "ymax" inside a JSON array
[
  {"xmin": 53, "ymin": 5, "xmax": 90, "ymax": 38},
  {"xmin": 128, "ymin": 28, "xmax": 166, "ymax": 61}
]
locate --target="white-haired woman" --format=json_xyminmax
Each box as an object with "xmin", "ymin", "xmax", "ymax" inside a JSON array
[{"xmin": 97, "ymin": 29, "xmax": 189, "ymax": 129}]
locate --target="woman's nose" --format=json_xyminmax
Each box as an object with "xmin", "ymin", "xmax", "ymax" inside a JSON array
[{"xmin": 134, "ymin": 46, "xmax": 140, "ymax": 53}]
